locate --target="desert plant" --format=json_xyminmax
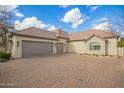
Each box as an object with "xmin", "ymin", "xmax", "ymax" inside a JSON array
[{"xmin": 0, "ymin": 51, "xmax": 11, "ymax": 60}]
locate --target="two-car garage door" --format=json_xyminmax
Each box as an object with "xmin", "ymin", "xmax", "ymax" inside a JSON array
[{"xmin": 22, "ymin": 41, "xmax": 53, "ymax": 58}]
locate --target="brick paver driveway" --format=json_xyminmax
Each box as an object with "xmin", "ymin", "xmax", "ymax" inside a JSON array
[{"xmin": 0, "ymin": 53, "xmax": 124, "ymax": 88}]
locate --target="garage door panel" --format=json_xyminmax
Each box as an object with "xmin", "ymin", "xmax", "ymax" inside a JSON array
[{"xmin": 22, "ymin": 41, "xmax": 53, "ymax": 58}]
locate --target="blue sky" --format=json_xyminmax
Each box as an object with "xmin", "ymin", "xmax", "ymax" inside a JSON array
[{"xmin": 2, "ymin": 5, "xmax": 124, "ymax": 34}]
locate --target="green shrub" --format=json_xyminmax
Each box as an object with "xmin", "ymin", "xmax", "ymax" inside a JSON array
[
  {"xmin": 117, "ymin": 39, "xmax": 124, "ymax": 47},
  {"xmin": 0, "ymin": 52, "xmax": 11, "ymax": 60}
]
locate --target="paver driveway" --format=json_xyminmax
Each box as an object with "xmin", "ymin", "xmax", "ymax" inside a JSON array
[{"xmin": 0, "ymin": 53, "xmax": 124, "ymax": 88}]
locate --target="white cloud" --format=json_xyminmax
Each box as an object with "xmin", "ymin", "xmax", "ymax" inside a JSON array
[
  {"xmin": 0, "ymin": 5, "xmax": 25, "ymax": 18},
  {"xmin": 120, "ymin": 31, "xmax": 124, "ymax": 36},
  {"xmin": 92, "ymin": 17, "xmax": 124, "ymax": 36},
  {"xmin": 92, "ymin": 17, "xmax": 109, "ymax": 23},
  {"xmin": 12, "ymin": 8, "xmax": 25, "ymax": 18},
  {"xmin": 62, "ymin": 8, "xmax": 82, "ymax": 23},
  {"xmin": 72, "ymin": 19, "xmax": 84, "ymax": 28},
  {"xmin": 59, "ymin": 5, "xmax": 69, "ymax": 8},
  {"xmin": 62, "ymin": 8, "xmax": 86, "ymax": 28},
  {"xmin": 87, "ymin": 5, "xmax": 100, "ymax": 12},
  {"xmin": 47, "ymin": 25, "xmax": 57, "ymax": 31},
  {"xmin": 15, "ymin": 16, "xmax": 49, "ymax": 30},
  {"xmin": 92, "ymin": 17, "xmax": 111, "ymax": 30},
  {"xmin": 0, "ymin": 5, "xmax": 18, "ymax": 12},
  {"xmin": 92, "ymin": 21, "xmax": 111, "ymax": 30},
  {"xmin": 15, "ymin": 12, "xmax": 24, "ymax": 17}
]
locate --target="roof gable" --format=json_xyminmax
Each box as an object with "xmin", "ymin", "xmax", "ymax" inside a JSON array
[
  {"xmin": 84, "ymin": 34, "xmax": 105, "ymax": 42},
  {"xmin": 69, "ymin": 29, "xmax": 118, "ymax": 41}
]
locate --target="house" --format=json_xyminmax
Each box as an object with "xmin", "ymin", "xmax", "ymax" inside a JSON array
[
  {"xmin": 68, "ymin": 29, "xmax": 118, "ymax": 56},
  {"xmin": 10, "ymin": 27, "xmax": 69, "ymax": 58},
  {"xmin": 9, "ymin": 27, "xmax": 119, "ymax": 58}
]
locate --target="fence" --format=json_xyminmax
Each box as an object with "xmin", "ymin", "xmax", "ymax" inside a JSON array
[{"xmin": 117, "ymin": 47, "xmax": 124, "ymax": 56}]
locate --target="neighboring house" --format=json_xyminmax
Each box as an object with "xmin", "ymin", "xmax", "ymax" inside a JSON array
[{"xmin": 9, "ymin": 27, "xmax": 119, "ymax": 58}]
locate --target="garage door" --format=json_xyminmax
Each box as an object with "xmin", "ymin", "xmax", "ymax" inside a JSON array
[
  {"xmin": 56, "ymin": 43, "xmax": 63, "ymax": 54},
  {"xmin": 22, "ymin": 41, "xmax": 53, "ymax": 58}
]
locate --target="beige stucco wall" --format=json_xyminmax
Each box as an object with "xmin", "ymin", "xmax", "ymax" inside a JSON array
[
  {"xmin": 67, "ymin": 41, "xmax": 86, "ymax": 53},
  {"xmin": 85, "ymin": 36, "xmax": 106, "ymax": 55},
  {"xmin": 68, "ymin": 36, "xmax": 106, "ymax": 55},
  {"xmin": 56, "ymin": 38, "xmax": 68, "ymax": 53},
  {"xmin": 11, "ymin": 34, "xmax": 117, "ymax": 58},
  {"xmin": 68, "ymin": 36, "xmax": 117, "ymax": 55},
  {"xmin": 11, "ymin": 35, "xmax": 67, "ymax": 58},
  {"xmin": 106, "ymin": 37, "xmax": 117, "ymax": 55}
]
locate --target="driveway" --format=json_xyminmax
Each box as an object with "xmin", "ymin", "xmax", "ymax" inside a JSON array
[{"xmin": 0, "ymin": 53, "xmax": 124, "ymax": 88}]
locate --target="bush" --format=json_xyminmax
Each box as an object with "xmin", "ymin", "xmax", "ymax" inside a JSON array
[
  {"xmin": 0, "ymin": 52, "xmax": 11, "ymax": 60},
  {"xmin": 117, "ymin": 39, "xmax": 124, "ymax": 47}
]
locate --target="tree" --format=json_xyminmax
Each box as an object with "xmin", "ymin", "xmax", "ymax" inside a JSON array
[
  {"xmin": 110, "ymin": 10, "xmax": 124, "ymax": 37},
  {"xmin": 0, "ymin": 9, "xmax": 14, "ymax": 52}
]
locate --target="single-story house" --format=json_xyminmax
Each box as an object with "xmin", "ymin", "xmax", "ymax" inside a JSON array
[{"xmin": 9, "ymin": 27, "xmax": 119, "ymax": 58}]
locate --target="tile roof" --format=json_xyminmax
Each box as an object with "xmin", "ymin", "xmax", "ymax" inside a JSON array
[
  {"xmin": 11, "ymin": 27, "xmax": 118, "ymax": 41},
  {"xmin": 13, "ymin": 27, "xmax": 57, "ymax": 40},
  {"xmin": 52, "ymin": 29, "xmax": 69, "ymax": 39},
  {"xmin": 12, "ymin": 27, "xmax": 69, "ymax": 40},
  {"xmin": 69, "ymin": 29, "xmax": 118, "ymax": 41}
]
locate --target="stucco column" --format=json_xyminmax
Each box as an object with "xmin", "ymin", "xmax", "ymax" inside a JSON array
[
  {"xmin": 11, "ymin": 36, "xmax": 16, "ymax": 58},
  {"xmin": 53, "ymin": 42, "xmax": 56, "ymax": 54}
]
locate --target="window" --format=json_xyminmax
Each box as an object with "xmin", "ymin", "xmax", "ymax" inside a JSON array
[{"xmin": 89, "ymin": 42, "xmax": 100, "ymax": 50}]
